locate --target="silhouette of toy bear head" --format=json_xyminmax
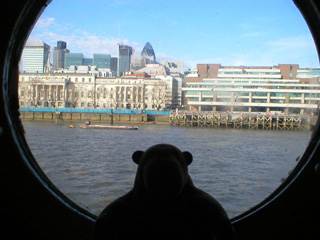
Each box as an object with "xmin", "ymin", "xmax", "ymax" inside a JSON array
[
  {"xmin": 95, "ymin": 144, "xmax": 235, "ymax": 240},
  {"xmin": 132, "ymin": 144, "xmax": 193, "ymax": 202}
]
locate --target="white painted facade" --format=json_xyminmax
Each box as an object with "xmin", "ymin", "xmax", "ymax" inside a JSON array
[{"xmin": 18, "ymin": 73, "xmax": 180, "ymax": 110}]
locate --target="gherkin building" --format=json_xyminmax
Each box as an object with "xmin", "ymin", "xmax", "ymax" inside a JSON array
[{"xmin": 141, "ymin": 42, "xmax": 156, "ymax": 63}]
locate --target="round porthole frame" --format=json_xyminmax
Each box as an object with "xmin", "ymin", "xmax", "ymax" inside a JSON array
[{"xmin": 0, "ymin": 0, "xmax": 319, "ymax": 239}]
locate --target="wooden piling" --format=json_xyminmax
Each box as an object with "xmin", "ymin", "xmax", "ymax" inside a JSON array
[{"xmin": 169, "ymin": 111, "xmax": 309, "ymax": 130}]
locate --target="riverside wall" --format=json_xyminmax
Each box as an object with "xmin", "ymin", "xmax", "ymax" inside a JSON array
[
  {"xmin": 19, "ymin": 111, "xmax": 170, "ymax": 124},
  {"xmin": 19, "ymin": 110, "xmax": 318, "ymax": 130}
]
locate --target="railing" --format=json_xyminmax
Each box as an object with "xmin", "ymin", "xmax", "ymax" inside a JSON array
[{"xmin": 19, "ymin": 107, "xmax": 171, "ymax": 115}]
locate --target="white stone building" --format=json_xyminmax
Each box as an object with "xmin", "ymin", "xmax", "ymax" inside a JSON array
[{"xmin": 18, "ymin": 73, "xmax": 181, "ymax": 110}]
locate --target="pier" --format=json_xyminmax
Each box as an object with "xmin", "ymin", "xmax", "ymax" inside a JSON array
[{"xmin": 170, "ymin": 111, "xmax": 317, "ymax": 130}]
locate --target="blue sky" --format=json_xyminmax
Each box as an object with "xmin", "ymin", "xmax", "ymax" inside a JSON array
[{"xmin": 28, "ymin": 0, "xmax": 319, "ymax": 69}]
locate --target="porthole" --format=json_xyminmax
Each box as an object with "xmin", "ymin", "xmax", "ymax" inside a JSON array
[
  {"xmin": 19, "ymin": 0, "xmax": 318, "ymax": 218},
  {"xmin": 1, "ymin": 0, "xmax": 320, "ymax": 239}
]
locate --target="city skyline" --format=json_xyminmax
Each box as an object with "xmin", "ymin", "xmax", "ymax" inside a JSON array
[{"xmin": 27, "ymin": 0, "xmax": 319, "ymax": 70}]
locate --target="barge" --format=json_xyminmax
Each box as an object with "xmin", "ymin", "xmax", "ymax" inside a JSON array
[{"xmin": 79, "ymin": 124, "xmax": 138, "ymax": 130}]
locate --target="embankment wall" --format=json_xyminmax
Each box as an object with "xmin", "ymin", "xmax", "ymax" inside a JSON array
[{"xmin": 20, "ymin": 111, "xmax": 170, "ymax": 124}]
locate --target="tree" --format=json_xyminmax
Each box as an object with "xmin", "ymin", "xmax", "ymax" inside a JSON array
[{"xmin": 148, "ymin": 82, "xmax": 167, "ymax": 110}]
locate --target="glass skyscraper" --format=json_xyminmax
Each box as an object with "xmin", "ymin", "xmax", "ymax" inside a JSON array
[
  {"xmin": 141, "ymin": 42, "xmax": 156, "ymax": 63},
  {"xmin": 111, "ymin": 57, "xmax": 118, "ymax": 73},
  {"xmin": 117, "ymin": 44, "xmax": 133, "ymax": 76},
  {"xmin": 53, "ymin": 41, "xmax": 69, "ymax": 70},
  {"xmin": 65, "ymin": 53, "xmax": 83, "ymax": 69},
  {"xmin": 23, "ymin": 41, "xmax": 50, "ymax": 73},
  {"xmin": 83, "ymin": 58, "xmax": 93, "ymax": 66},
  {"xmin": 93, "ymin": 54, "xmax": 111, "ymax": 69}
]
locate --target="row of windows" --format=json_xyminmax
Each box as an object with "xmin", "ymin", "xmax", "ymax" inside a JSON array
[
  {"xmin": 74, "ymin": 77, "xmax": 92, "ymax": 83},
  {"xmin": 19, "ymin": 77, "xmax": 147, "ymax": 85},
  {"xmin": 187, "ymin": 98, "xmax": 319, "ymax": 105},
  {"xmin": 187, "ymin": 84, "xmax": 319, "ymax": 90},
  {"xmin": 186, "ymin": 91, "xmax": 320, "ymax": 98},
  {"xmin": 218, "ymin": 71, "xmax": 281, "ymax": 75}
]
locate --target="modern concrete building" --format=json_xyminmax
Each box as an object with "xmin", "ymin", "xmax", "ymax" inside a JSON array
[
  {"xmin": 159, "ymin": 60, "xmax": 185, "ymax": 76},
  {"xmin": 134, "ymin": 63, "xmax": 167, "ymax": 77},
  {"xmin": 53, "ymin": 41, "xmax": 69, "ymax": 70},
  {"xmin": 183, "ymin": 64, "xmax": 320, "ymax": 115},
  {"xmin": 117, "ymin": 44, "xmax": 133, "ymax": 76},
  {"xmin": 22, "ymin": 41, "xmax": 50, "ymax": 73}
]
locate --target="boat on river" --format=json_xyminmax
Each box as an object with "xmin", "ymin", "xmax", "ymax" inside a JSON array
[{"xmin": 79, "ymin": 124, "xmax": 138, "ymax": 130}]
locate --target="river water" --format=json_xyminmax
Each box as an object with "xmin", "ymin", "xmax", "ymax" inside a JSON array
[{"xmin": 22, "ymin": 120, "xmax": 312, "ymax": 218}]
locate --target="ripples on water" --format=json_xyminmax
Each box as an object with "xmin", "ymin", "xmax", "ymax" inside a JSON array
[{"xmin": 22, "ymin": 120, "xmax": 312, "ymax": 218}]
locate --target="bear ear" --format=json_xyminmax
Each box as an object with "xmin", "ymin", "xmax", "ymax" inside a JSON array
[
  {"xmin": 132, "ymin": 151, "xmax": 144, "ymax": 165},
  {"xmin": 183, "ymin": 151, "xmax": 193, "ymax": 165}
]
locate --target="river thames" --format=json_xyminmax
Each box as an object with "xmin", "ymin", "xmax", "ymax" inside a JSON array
[{"xmin": 22, "ymin": 120, "xmax": 312, "ymax": 218}]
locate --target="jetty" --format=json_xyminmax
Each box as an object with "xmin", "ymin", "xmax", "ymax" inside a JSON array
[{"xmin": 170, "ymin": 111, "xmax": 317, "ymax": 130}]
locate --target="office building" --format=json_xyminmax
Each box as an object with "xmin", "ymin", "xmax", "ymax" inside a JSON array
[
  {"xmin": 134, "ymin": 63, "xmax": 167, "ymax": 77},
  {"xmin": 82, "ymin": 58, "xmax": 93, "ymax": 66},
  {"xmin": 131, "ymin": 56, "xmax": 146, "ymax": 70},
  {"xmin": 111, "ymin": 57, "xmax": 118, "ymax": 73},
  {"xmin": 53, "ymin": 41, "xmax": 69, "ymax": 70},
  {"xmin": 117, "ymin": 44, "xmax": 133, "ymax": 76},
  {"xmin": 159, "ymin": 60, "xmax": 185, "ymax": 76},
  {"xmin": 22, "ymin": 41, "xmax": 50, "ymax": 73},
  {"xmin": 183, "ymin": 64, "xmax": 320, "ymax": 114},
  {"xmin": 141, "ymin": 42, "xmax": 156, "ymax": 63},
  {"xmin": 93, "ymin": 54, "xmax": 111, "ymax": 69},
  {"xmin": 65, "ymin": 53, "xmax": 84, "ymax": 69}
]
